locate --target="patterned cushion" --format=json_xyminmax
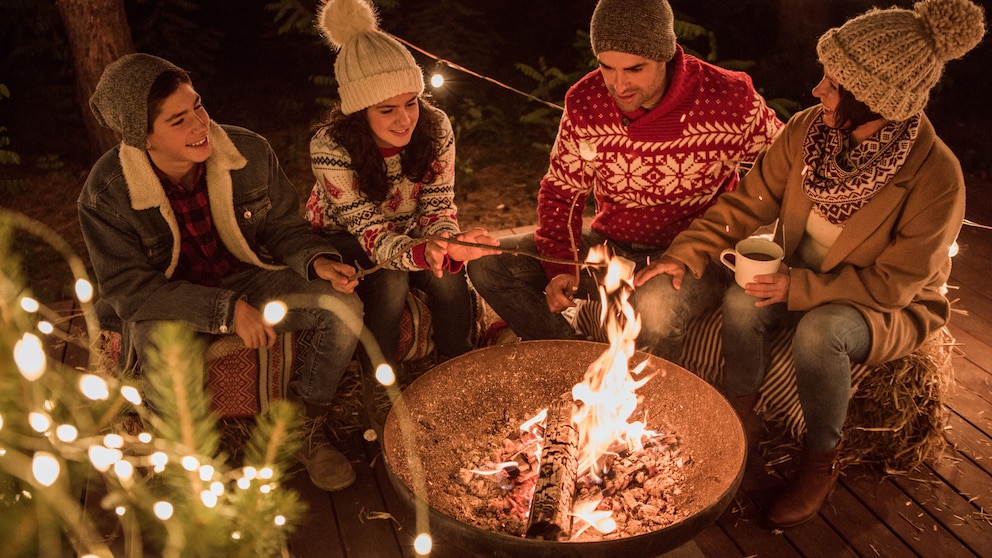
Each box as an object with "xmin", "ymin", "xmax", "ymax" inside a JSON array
[{"xmin": 100, "ymin": 289, "xmax": 474, "ymax": 418}]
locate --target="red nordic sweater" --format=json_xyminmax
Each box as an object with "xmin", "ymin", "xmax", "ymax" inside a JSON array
[{"xmin": 535, "ymin": 46, "xmax": 783, "ymax": 279}]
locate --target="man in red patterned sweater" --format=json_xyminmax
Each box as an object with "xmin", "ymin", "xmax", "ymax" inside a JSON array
[{"xmin": 469, "ymin": 0, "xmax": 783, "ymax": 361}]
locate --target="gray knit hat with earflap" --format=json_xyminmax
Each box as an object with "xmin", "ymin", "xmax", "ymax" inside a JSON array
[
  {"xmin": 89, "ymin": 53, "xmax": 185, "ymax": 149},
  {"xmin": 318, "ymin": 0, "xmax": 424, "ymax": 115},
  {"xmin": 817, "ymin": 0, "xmax": 986, "ymax": 122},
  {"xmin": 590, "ymin": 0, "xmax": 677, "ymax": 62}
]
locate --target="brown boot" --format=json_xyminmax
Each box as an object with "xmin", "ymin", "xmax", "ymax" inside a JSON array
[
  {"xmin": 767, "ymin": 445, "xmax": 841, "ymax": 528},
  {"xmin": 729, "ymin": 394, "xmax": 763, "ymax": 452},
  {"xmin": 296, "ymin": 402, "xmax": 356, "ymax": 491}
]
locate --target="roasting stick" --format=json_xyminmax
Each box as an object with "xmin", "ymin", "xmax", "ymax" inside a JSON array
[{"xmin": 348, "ymin": 235, "xmax": 608, "ymax": 281}]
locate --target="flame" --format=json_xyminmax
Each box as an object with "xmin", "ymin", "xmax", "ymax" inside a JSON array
[
  {"xmin": 571, "ymin": 246, "xmax": 654, "ymax": 480},
  {"xmin": 509, "ymin": 246, "xmax": 660, "ymax": 538}
]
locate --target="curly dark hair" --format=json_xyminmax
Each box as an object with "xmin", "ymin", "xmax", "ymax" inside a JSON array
[
  {"xmin": 315, "ymin": 95, "xmax": 445, "ymax": 204},
  {"xmin": 832, "ymin": 86, "xmax": 884, "ymax": 131}
]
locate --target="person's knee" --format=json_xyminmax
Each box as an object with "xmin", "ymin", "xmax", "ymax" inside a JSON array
[
  {"xmin": 631, "ymin": 276, "xmax": 689, "ymax": 336},
  {"xmin": 794, "ymin": 306, "xmax": 854, "ymax": 351},
  {"xmin": 467, "ymin": 255, "xmax": 504, "ymax": 288}
]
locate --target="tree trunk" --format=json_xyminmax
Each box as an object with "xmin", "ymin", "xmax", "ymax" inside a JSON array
[{"xmin": 55, "ymin": 0, "xmax": 134, "ymax": 159}]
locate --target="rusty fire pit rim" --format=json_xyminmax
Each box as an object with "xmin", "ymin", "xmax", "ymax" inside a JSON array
[{"xmin": 382, "ymin": 339, "xmax": 746, "ymax": 557}]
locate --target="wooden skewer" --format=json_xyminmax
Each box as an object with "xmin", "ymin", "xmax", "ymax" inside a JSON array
[{"xmin": 348, "ymin": 235, "xmax": 607, "ymax": 280}]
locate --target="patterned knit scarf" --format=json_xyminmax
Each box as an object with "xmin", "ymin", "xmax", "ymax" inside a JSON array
[{"xmin": 801, "ymin": 112, "xmax": 919, "ymax": 225}]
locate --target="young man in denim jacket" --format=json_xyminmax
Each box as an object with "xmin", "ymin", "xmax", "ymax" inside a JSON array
[{"xmin": 79, "ymin": 53, "xmax": 363, "ymax": 491}]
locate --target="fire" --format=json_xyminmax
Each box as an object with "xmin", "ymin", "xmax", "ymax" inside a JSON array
[
  {"xmin": 571, "ymin": 246, "xmax": 654, "ymax": 480},
  {"xmin": 453, "ymin": 247, "xmax": 678, "ymax": 541}
]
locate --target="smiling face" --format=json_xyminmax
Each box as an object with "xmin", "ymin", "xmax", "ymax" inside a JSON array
[
  {"xmin": 597, "ymin": 51, "xmax": 669, "ymax": 113},
  {"xmin": 366, "ymin": 92, "xmax": 420, "ymax": 149},
  {"xmin": 145, "ymin": 82, "xmax": 211, "ymax": 180}
]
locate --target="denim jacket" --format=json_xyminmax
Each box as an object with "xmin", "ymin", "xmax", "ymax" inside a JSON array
[{"xmin": 78, "ymin": 123, "xmax": 342, "ymax": 336}]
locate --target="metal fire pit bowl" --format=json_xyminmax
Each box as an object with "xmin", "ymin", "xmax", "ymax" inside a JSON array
[{"xmin": 383, "ymin": 340, "xmax": 745, "ymax": 558}]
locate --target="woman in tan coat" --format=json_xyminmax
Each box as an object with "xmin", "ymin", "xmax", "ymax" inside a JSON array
[{"xmin": 635, "ymin": 0, "xmax": 984, "ymax": 528}]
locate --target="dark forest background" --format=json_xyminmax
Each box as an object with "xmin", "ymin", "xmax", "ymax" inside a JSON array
[{"xmin": 1, "ymin": 0, "xmax": 990, "ymax": 301}]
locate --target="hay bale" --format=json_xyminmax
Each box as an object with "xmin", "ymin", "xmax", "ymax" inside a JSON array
[{"xmin": 838, "ymin": 327, "xmax": 956, "ymax": 473}]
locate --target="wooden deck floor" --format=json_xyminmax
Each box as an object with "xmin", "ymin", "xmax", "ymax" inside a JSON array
[{"xmin": 54, "ymin": 186, "xmax": 992, "ymax": 557}]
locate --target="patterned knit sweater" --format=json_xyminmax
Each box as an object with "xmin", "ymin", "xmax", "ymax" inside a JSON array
[
  {"xmin": 306, "ymin": 105, "xmax": 461, "ymax": 272},
  {"xmin": 536, "ymin": 46, "xmax": 783, "ymax": 279}
]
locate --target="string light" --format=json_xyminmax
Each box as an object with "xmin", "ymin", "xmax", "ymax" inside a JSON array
[
  {"xmin": 14, "ymin": 332, "xmax": 46, "ymax": 381},
  {"xmin": 121, "ymin": 385, "xmax": 142, "ymax": 406},
  {"xmin": 375, "ymin": 363, "xmax": 396, "ymax": 386},
  {"xmin": 413, "ymin": 533, "xmax": 433, "ymax": 556},
  {"xmin": 20, "ymin": 296, "xmax": 40, "ymax": 312},
  {"xmin": 32, "ymin": 452, "xmax": 61, "ymax": 487},
  {"xmin": 56, "ymin": 424, "xmax": 78, "ymax": 442},
  {"xmin": 89, "ymin": 446, "xmax": 123, "ymax": 472},
  {"xmin": 80, "ymin": 374, "xmax": 110, "ymax": 401},
  {"xmin": 103, "ymin": 433, "xmax": 124, "ymax": 449},
  {"xmin": 153, "ymin": 501, "xmax": 174, "ymax": 520},
  {"xmin": 430, "ymin": 60, "xmax": 446, "ymax": 89},
  {"xmin": 263, "ymin": 300, "xmax": 288, "ymax": 325},
  {"xmin": 75, "ymin": 278, "xmax": 94, "ymax": 303},
  {"xmin": 388, "ymin": 33, "xmax": 564, "ymax": 112},
  {"xmin": 28, "ymin": 412, "xmax": 51, "ymax": 433},
  {"xmin": 182, "ymin": 455, "xmax": 200, "ymax": 471}
]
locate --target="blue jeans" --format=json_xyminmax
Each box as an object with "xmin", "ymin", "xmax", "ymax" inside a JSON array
[
  {"xmin": 131, "ymin": 266, "xmax": 363, "ymax": 407},
  {"xmin": 721, "ymin": 286, "xmax": 871, "ymax": 451},
  {"xmin": 467, "ymin": 230, "xmax": 729, "ymax": 361},
  {"xmin": 331, "ymin": 233, "xmax": 475, "ymax": 366}
]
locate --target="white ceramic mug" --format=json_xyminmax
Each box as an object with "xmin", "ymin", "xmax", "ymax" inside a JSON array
[{"xmin": 720, "ymin": 237, "xmax": 784, "ymax": 288}]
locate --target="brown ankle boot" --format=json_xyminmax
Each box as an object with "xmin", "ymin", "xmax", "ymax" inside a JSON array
[
  {"xmin": 296, "ymin": 402, "xmax": 356, "ymax": 491},
  {"xmin": 729, "ymin": 394, "xmax": 763, "ymax": 452},
  {"xmin": 767, "ymin": 445, "xmax": 841, "ymax": 528}
]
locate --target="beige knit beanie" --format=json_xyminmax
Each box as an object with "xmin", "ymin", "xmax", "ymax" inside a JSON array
[
  {"xmin": 817, "ymin": 0, "xmax": 986, "ymax": 122},
  {"xmin": 590, "ymin": 0, "xmax": 677, "ymax": 62},
  {"xmin": 318, "ymin": 0, "xmax": 424, "ymax": 115},
  {"xmin": 89, "ymin": 53, "xmax": 185, "ymax": 148}
]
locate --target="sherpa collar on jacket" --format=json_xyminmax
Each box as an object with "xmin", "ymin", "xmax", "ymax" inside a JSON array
[{"xmin": 117, "ymin": 121, "xmax": 282, "ymax": 277}]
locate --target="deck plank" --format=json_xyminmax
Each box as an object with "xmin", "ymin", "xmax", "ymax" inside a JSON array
[
  {"xmin": 818, "ymin": 486, "xmax": 919, "ymax": 558},
  {"xmin": 840, "ymin": 466, "xmax": 980, "ymax": 558},
  {"xmin": 285, "ymin": 468, "xmax": 347, "ymax": 558},
  {"xmin": 890, "ymin": 462, "xmax": 992, "ymax": 556}
]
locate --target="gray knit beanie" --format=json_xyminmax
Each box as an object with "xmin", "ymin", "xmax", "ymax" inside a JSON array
[
  {"xmin": 590, "ymin": 0, "xmax": 677, "ymax": 62},
  {"xmin": 318, "ymin": 0, "xmax": 424, "ymax": 115},
  {"xmin": 817, "ymin": 0, "xmax": 986, "ymax": 122},
  {"xmin": 89, "ymin": 53, "xmax": 184, "ymax": 149}
]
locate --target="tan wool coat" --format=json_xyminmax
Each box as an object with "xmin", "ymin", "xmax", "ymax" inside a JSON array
[{"xmin": 665, "ymin": 106, "xmax": 965, "ymax": 365}]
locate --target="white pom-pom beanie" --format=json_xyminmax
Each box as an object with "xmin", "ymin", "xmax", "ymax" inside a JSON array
[{"xmin": 318, "ymin": 0, "xmax": 424, "ymax": 115}]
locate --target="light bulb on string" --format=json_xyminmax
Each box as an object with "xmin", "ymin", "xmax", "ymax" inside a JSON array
[
  {"xmin": 14, "ymin": 332, "xmax": 46, "ymax": 381},
  {"xmin": 263, "ymin": 300, "xmax": 287, "ymax": 325},
  {"xmin": 430, "ymin": 60, "xmax": 447, "ymax": 89},
  {"xmin": 20, "ymin": 296, "xmax": 40, "ymax": 313},
  {"xmin": 75, "ymin": 278, "xmax": 94, "ymax": 303},
  {"xmin": 32, "ymin": 452, "xmax": 61, "ymax": 487}
]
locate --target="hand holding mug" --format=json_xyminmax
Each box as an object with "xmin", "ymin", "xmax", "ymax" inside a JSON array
[{"xmin": 720, "ymin": 237, "xmax": 785, "ymax": 288}]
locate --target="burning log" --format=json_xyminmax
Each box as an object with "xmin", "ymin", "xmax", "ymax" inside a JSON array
[{"xmin": 525, "ymin": 393, "xmax": 578, "ymax": 540}]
